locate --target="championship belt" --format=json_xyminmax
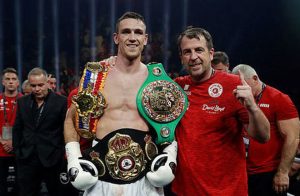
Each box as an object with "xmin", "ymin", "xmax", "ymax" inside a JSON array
[
  {"xmin": 136, "ymin": 63, "xmax": 188, "ymax": 145},
  {"xmin": 72, "ymin": 61, "xmax": 109, "ymax": 139},
  {"xmin": 82, "ymin": 129, "xmax": 158, "ymax": 184}
]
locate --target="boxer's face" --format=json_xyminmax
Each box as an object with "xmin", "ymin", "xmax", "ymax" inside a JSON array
[{"xmin": 114, "ymin": 18, "xmax": 148, "ymax": 61}]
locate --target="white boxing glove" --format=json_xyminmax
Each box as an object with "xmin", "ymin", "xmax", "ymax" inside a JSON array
[
  {"xmin": 146, "ymin": 140, "xmax": 177, "ymax": 187},
  {"xmin": 65, "ymin": 142, "xmax": 98, "ymax": 190}
]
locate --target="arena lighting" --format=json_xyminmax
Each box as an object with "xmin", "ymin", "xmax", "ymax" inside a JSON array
[
  {"xmin": 52, "ymin": 0, "xmax": 60, "ymax": 91},
  {"xmin": 163, "ymin": 0, "xmax": 170, "ymax": 71},
  {"xmin": 74, "ymin": 0, "xmax": 80, "ymax": 77},
  {"xmin": 0, "ymin": 0, "xmax": 3, "ymax": 87},
  {"xmin": 15, "ymin": 0, "xmax": 23, "ymax": 83},
  {"xmin": 90, "ymin": 0, "xmax": 96, "ymax": 61},
  {"xmin": 143, "ymin": 0, "xmax": 152, "ymax": 64},
  {"xmin": 125, "ymin": 0, "xmax": 132, "ymax": 11},
  {"xmin": 144, "ymin": 0, "xmax": 151, "ymax": 34},
  {"xmin": 182, "ymin": 0, "xmax": 188, "ymax": 30},
  {"xmin": 110, "ymin": 0, "xmax": 116, "ymax": 55},
  {"xmin": 38, "ymin": 0, "xmax": 44, "ymax": 68}
]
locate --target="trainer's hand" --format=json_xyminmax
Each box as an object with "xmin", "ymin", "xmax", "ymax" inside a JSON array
[
  {"xmin": 273, "ymin": 170, "xmax": 289, "ymax": 194},
  {"xmin": 1, "ymin": 140, "xmax": 13, "ymax": 153},
  {"xmin": 146, "ymin": 141, "xmax": 177, "ymax": 187},
  {"xmin": 233, "ymin": 71, "xmax": 258, "ymax": 112}
]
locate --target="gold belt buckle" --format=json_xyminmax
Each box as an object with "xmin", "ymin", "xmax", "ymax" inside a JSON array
[
  {"xmin": 105, "ymin": 133, "xmax": 146, "ymax": 181},
  {"xmin": 73, "ymin": 84, "xmax": 106, "ymax": 118}
]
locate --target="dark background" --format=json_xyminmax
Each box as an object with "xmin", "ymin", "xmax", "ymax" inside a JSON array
[{"xmin": 1, "ymin": 0, "xmax": 300, "ymax": 109}]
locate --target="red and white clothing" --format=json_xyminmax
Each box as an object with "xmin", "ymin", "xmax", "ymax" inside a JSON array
[
  {"xmin": 247, "ymin": 85, "xmax": 299, "ymax": 174},
  {"xmin": 0, "ymin": 93, "xmax": 22, "ymax": 157},
  {"xmin": 67, "ymin": 88, "xmax": 78, "ymax": 108},
  {"xmin": 172, "ymin": 71, "xmax": 249, "ymax": 196}
]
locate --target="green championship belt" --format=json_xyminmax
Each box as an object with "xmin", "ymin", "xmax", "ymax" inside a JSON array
[{"xmin": 136, "ymin": 63, "xmax": 188, "ymax": 145}]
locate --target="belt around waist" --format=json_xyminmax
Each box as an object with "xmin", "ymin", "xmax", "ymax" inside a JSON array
[{"xmin": 82, "ymin": 128, "xmax": 158, "ymax": 184}]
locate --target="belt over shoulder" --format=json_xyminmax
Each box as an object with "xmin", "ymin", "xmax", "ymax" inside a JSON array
[{"xmin": 136, "ymin": 62, "xmax": 188, "ymax": 145}]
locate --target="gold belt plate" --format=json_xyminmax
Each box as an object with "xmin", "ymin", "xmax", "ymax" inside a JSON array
[
  {"xmin": 73, "ymin": 83, "xmax": 106, "ymax": 118},
  {"xmin": 141, "ymin": 80, "xmax": 186, "ymax": 122},
  {"xmin": 105, "ymin": 133, "xmax": 146, "ymax": 181}
]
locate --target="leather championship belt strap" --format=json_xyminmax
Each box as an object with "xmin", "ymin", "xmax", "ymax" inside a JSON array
[
  {"xmin": 72, "ymin": 61, "xmax": 109, "ymax": 139},
  {"xmin": 136, "ymin": 63, "xmax": 188, "ymax": 145}
]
